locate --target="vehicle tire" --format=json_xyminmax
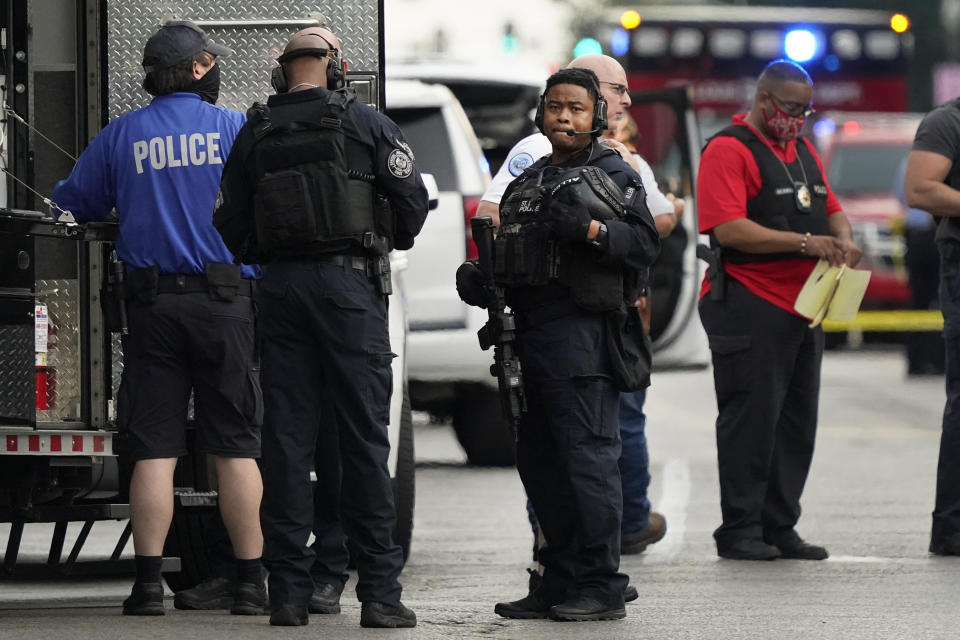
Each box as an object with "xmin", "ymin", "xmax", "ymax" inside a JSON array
[
  {"xmin": 392, "ymin": 388, "xmax": 415, "ymax": 562},
  {"xmin": 163, "ymin": 431, "xmax": 217, "ymax": 592},
  {"xmin": 452, "ymin": 383, "xmax": 516, "ymax": 467}
]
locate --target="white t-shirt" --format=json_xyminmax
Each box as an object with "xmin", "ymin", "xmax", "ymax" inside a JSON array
[{"xmin": 481, "ymin": 133, "xmax": 674, "ymax": 217}]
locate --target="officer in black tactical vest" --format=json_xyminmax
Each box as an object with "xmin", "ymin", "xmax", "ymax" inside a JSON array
[
  {"xmin": 213, "ymin": 27, "xmax": 426, "ymax": 628},
  {"xmin": 905, "ymin": 95, "xmax": 960, "ymax": 557},
  {"xmin": 697, "ymin": 60, "xmax": 860, "ymax": 562},
  {"xmin": 463, "ymin": 68, "xmax": 659, "ymax": 621}
]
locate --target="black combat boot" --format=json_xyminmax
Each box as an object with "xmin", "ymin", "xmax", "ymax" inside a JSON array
[
  {"xmin": 550, "ymin": 595, "xmax": 626, "ymax": 621},
  {"xmin": 360, "ymin": 601, "xmax": 417, "ymax": 628},
  {"xmin": 308, "ymin": 583, "xmax": 342, "ymax": 614}
]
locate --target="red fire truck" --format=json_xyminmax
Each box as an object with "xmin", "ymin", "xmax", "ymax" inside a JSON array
[{"xmin": 576, "ymin": 5, "xmax": 913, "ymax": 134}]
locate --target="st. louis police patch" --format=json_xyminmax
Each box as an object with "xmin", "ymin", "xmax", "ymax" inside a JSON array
[
  {"xmin": 395, "ymin": 137, "xmax": 415, "ymax": 162},
  {"xmin": 508, "ymin": 152, "xmax": 535, "ymax": 176},
  {"xmin": 387, "ymin": 148, "xmax": 413, "ymax": 178}
]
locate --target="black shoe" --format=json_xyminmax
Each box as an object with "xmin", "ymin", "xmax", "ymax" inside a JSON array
[
  {"xmin": 550, "ymin": 596, "xmax": 626, "ymax": 622},
  {"xmin": 495, "ymin": 591, "xmax": 556, "ymax": 619},
  {"xmin": 767, "ymin": 530, "xmax": 829, "ymax": 560},
  {"xmin": 230, "ymin": 581, "xmax": 268, "ymax": 615},
  {"xmin": 495, "ymin": 570, "xmax": 563, "ymax": 619},
  {"xmin": 622, "ymin": 512, "xmax": 668, "ymax": 554},
  {"xmin": 717, "ymin": 538, "xmax": 781, "ymax": 561},
  {"xmin": 269, "ymin": 604, "xmax": 308, "ymax": 626},
  {"xmin": 624, "ymin": 585, "xmax": 638, "ymax": 603},
  {"xmin": 930, "ymin": 532, "xmax": 960, "ymax": 556},
  {"xmin": 360, "ymin": 601, "xmax": 417, "ymax": 628},
  {"xmin": 173, "ymin": 577, "xmax": 235, "ymax": 610},
  {"xmin": 122, "ymin": 582, "xmax": 164, "ymax": 616},
  {"xmin": 308, "ymin": 583, "xmax": 342, "ymax": 614}
]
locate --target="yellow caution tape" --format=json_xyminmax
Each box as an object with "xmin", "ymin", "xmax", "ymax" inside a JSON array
[{"xmin": 821, "ymin": 310, "xmax": 944, "ymax": 332}]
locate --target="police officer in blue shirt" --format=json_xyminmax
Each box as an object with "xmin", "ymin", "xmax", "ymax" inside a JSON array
[
  {"xmin": 213, "ymin": 27, "xmax": 427, "ymax": 628},
  {"xmin": 51, "ymin": 20, "xmax": 266, "ymax": 617}
]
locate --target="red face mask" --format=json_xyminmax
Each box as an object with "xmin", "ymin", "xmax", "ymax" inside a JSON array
[{"xmin": 764, "ymin": 100, "xmax": 805, "ymax": 141}]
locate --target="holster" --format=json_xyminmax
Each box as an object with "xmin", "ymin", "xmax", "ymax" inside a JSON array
[
  {"xmin": 205, "ymin": 262, "xmax": 242, "ymax": 302},
  {"xmin": 103, "ymin": 254, "xmax": 128, "ymax": 333},
  {"xmin": 369, "ymin": 254, "xmax": 392, "ymax": 296},
  {"xmin": 696, "ymin": 244, "xmax": 726, "ymax": 302}
]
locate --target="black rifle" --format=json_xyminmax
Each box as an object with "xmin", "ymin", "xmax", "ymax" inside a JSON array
[{"xmin": 471, "ymin": 216, "xmax": 525, "ymax": 439}]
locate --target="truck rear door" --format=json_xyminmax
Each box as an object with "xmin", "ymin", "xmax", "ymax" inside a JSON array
[{"xmin": 626, "ymin": 86, "xmax": 709, "ymax": 368}]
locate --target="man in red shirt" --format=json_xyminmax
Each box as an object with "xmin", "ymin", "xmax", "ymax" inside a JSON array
[{"xmin": 697, "ymin": 60, "xmax": 861, "ymax": 561}]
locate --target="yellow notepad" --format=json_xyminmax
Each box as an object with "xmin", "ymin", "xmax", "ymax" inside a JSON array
[{"xmin": 794, "ymin": 260, "xmax": 872, "ymax": 328}]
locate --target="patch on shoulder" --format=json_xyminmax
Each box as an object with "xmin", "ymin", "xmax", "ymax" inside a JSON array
[
  {"xmin": 395, "ymin": 137, "xmax": 415, "ymax": 162},
  {"xmin": 508, "ymin": 152, "xmax": 535, "ymax": 177},
  {"xmin": 387, "ymin": 148, "xmax": 414, "ymax": 179}
]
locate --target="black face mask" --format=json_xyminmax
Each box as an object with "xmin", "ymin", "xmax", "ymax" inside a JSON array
[{"xmin": 190, "ymin": 63, "xmax": 221, "ymax": 104}]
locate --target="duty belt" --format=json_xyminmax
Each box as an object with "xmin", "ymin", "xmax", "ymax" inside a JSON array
[
  {"xmin": 314, "ymin": 253, "xmax": 372, "ymax": 273},
  {"xmin": 313, "ymin": 253, "xmax": 393, "ymax": 295},
  {"xmin": 155, "ymin": 274, "xmax": 254, "ymax": 296}
]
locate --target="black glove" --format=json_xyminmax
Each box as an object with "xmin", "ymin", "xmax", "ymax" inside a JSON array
[
  {"xmin": 546, "ymin": 200, "xmax": 592, "ymax": 242},
  {"xmin": 456, "ymin": 260, "xmax": 488, "ymax": 308}
]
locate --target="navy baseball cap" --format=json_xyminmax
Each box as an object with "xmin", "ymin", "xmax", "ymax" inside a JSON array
[{"xmin": 141, "ymin": 20, "xmax": 232, "ymax": 71}]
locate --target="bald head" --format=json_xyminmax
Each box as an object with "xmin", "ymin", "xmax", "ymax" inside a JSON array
[
  {"xmin": 283, "ymin": 27, "xmax": 340, "ymax": 56},
  {"xmin": 756, "ymin": 59, "xmax": 812, "ymax": 94},
  {"xmin": 566, "ymin": 54, "xmax": 630, "ymax": 134},
  {"xmin": 279, "ymin": 27, "xmax": 341, "ymax": 90},
  {"xmin": 567, "ymin": 55, "xmax": 623, "ymax": 82}
]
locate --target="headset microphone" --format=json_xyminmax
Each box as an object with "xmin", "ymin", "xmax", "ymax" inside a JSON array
[{"xmin": 565, "ymin": 127, "xmax": 601, "ymax": 136}]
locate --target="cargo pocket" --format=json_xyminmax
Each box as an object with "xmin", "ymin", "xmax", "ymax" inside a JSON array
[
  {"xmin": 570, "ymin": 374, "xmax": 618, "ymax": 440},
  {"xmin": 365, "ymin": 352, "xmax": 395, "ymax": 425},
  {"xmin": 707, "ymin": 334, "xmax": 752, "ymax": 395}
]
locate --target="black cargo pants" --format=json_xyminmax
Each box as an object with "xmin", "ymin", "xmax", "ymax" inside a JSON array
[
  {"xmin": 258, "ymin": 260, "xmax": 403, "ymax": 607},
  {"xmin": 515, "ymin": 310, "xmax": 629, "ymax": 608},
  {"xmin": 698, "ymin": 277, "xmax": 823, "ymax": 549}
]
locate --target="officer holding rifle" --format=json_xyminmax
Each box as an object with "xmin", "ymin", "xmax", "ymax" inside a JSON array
[{"xmin": 459, "ymin": 67, "xmax": 659, "ymax": 622}]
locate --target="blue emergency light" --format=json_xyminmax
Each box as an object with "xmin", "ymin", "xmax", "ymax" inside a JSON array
[
  {"xmin": 611, "ymin": 28, "xmax": 630, "ymax": 56},
  {"xmin": 784, "ymin": 29, "xmax": 818, "ymax": 62}
]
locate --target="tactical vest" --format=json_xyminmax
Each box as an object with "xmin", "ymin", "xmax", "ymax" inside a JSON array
[
  {"xmin": 495, "ymin": 148, "xmax": 628, "ymax": 312},
  {"xmin": 935, "ymin": 99, "xmax": 960, "ymax": 246},
  {"xmin": 244, "ymin": 89, "xmax": 390, "ymax": 261},
  {"xmin": 708, "ymin": 125, "xmax": 830, "ymax": 263}
]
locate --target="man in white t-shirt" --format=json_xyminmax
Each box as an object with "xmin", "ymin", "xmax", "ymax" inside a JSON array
[{"xmin": 476, "ymin": 54, "xmax": 682, "ymax": 571}]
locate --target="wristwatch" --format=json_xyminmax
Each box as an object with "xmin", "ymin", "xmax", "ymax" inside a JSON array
[{"xmin": 590, "ymin": 222, "xmax": 609, "ymax": 250}]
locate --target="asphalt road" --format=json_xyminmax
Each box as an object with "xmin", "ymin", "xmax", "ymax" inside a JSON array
[{"xmin": 1, "ymin": 347, "xmax": 957, "ymax": 639}]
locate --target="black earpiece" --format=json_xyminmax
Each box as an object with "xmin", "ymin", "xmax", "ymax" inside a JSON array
[
  {"xmin": 534, "ymin": 71, "xmax": 607, "ymax": 135},
  {"xmin": 271, "ymin": 46, "xmax": 346, "ymax": 94}
]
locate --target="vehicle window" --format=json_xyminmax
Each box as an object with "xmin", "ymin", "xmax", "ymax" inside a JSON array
[
  {"xmin": 828, "ymin": 144, "xmax": 910, "ymax": 197},
  {"xmin": 628, "ymin": 103, "xmax": 685, "ymax": 195},
  {"xmin": 385, "ymin": 107, "xmax": 457, "ymax": 192}
]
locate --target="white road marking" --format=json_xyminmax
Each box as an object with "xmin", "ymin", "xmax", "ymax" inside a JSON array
[
  {"xmin": 652, "ymin": 458, "xmax": 691, "ymax": 560},
  {"xmin": 825, "ymin": 555, "xmax": 936, "ymax": 565}
]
